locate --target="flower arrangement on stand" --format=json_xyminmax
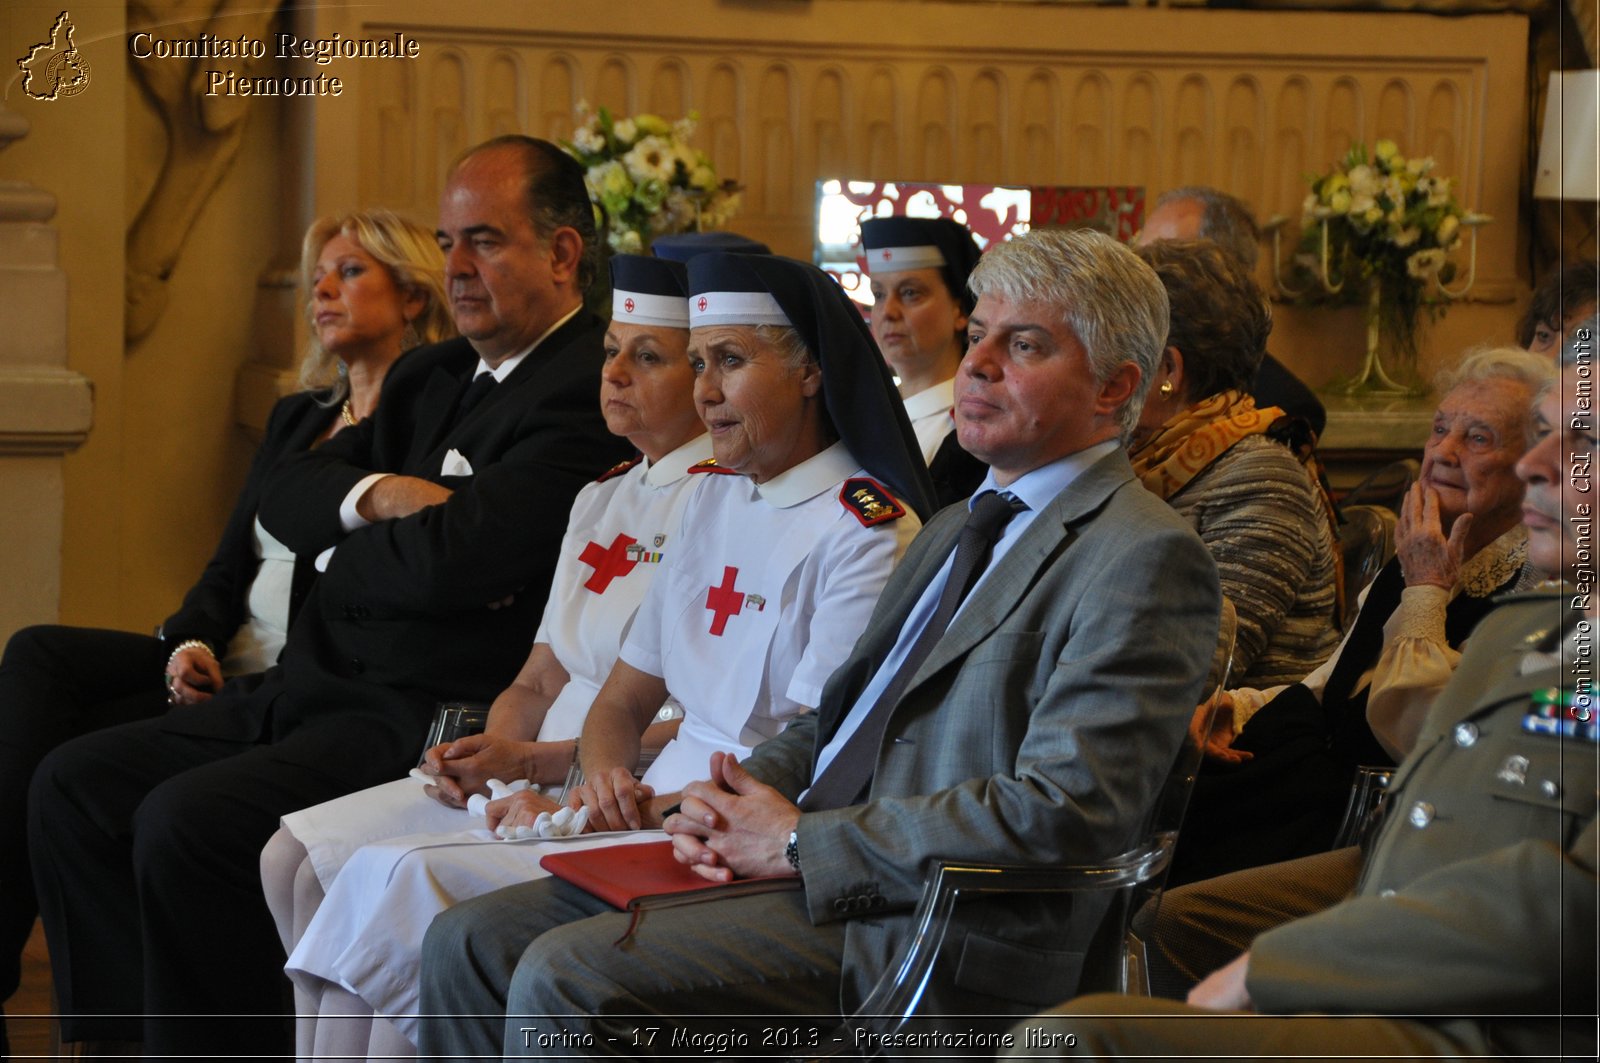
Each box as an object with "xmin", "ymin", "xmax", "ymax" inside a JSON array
[
  {"xmin": 561, "ymin": 104, "xmax": 742, "ymax": 255},
  {"xmin": 1276, "ymin": 140, "xmax": 1486, "ymax": 394}
]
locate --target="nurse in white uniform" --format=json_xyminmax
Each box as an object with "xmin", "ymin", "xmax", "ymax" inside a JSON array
[
  {"xmin": 269, "ymin": 252, "xmax": 936, "ymax": 1055},
  {"xmin": 859, "ymin": 215, "xmax": 988, "ymax": 507},
  {"xmin": 261, "ymin": 254, "xmax": 708, "ymax": 1062}
]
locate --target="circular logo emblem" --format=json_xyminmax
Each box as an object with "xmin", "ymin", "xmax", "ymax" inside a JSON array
[
  {"xmin": 623, "ymin": 298, "xmax": 635, "ymax": 313},
  {"xmin": 697, "ymin": 297, "xmax": 709, "ymax": 312},
  {"xmin": 47, "ymin": 51, "xmax": 91, "ymax": 97}
]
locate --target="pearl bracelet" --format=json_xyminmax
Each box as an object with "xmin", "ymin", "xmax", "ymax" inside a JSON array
[{"xmin": 165, "ymin": 639, "xmax": 215, "ymax": 671}]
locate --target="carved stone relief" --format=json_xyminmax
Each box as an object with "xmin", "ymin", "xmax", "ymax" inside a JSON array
[{"xmin": 125, "ymin": 0, "xmax": 286, "ymax": 345}]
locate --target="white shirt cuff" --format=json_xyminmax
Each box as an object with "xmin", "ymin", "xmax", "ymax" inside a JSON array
[
  {"xmin": 340, "ymin": 473, "xmax": 393, "ymax": 532},
  {"xmin": 314, "ymin": 546, "xmax": 336, "ymax": 573}
]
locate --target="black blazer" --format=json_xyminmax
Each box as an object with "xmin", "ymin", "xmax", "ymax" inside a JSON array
[
  {"xmin": 168, "ymin": 314, "xmax": 631, "ymax": 765},
  {"xmin": 159, "ymin": 390, "xmax": 333, "ymax": 656}
]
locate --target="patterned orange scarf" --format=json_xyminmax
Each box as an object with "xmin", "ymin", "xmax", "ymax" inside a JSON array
[
  {"xmin": 1130, "ymin": 390, "xmax": 1286, "ymax": 500},
  {"xmin": 1130, "ymin": 387, "xmax": 1345, "ymax": 620}
]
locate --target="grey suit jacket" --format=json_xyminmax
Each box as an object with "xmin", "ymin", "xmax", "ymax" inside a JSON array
[
  {"xmin": 742, "ymin": 446, "xmax": 1222, "ymax": 1013},
  {"xmin": 1249, "ymin": 591, "xmax": 1597, "ymax": 1058}
]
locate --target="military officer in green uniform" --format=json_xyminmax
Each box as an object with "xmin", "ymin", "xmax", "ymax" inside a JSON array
[{"xmin": 1012, "ymin": 321, "xmax": 1598, "ymax": 1061}]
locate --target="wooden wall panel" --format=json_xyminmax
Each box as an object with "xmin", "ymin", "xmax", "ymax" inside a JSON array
[{"xmin": 302, "ymin": 1, "xmax": 1528, "ymax": 305}]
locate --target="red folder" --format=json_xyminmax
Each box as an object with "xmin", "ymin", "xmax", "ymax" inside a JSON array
[{"xmin": 540, "ymin": 839, "xmax": 800, "ymax": 914}]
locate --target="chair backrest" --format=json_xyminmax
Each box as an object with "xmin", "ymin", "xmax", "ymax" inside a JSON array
[
  {"xmin": 1331, "ymin": 764, "xmax": 1395, "ymax": 850},
  {"xmin": 1111, "ymin": 601, "xmax": 1236, "ymax": 991},
  {"xmin": 1339, "ymin": 458, "xmax": 1419, "ymax": 514},
  {"xmin": 1338, "ymin": 504, "xmax": 1398, "ymax": 626},
  {"xmin": 816, "ymin": 601, "xmax": 1239, "ymax": 1055},
  {"xmin": 1145, "ymin": 599, "xmax": 1238, "ymax": 838},
  {"xmin": 417, "ymin": 701, "xmax": 490, "ymax": 766}
]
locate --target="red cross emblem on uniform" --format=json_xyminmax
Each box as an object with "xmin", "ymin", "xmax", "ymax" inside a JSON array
[
  {"xmin": 623, "ymin": 298, "xmax": 635, "ymax": 313},
  {"xmin": 705, "ymin": 565, "xmax": 745, "ymax": 636},
  {"xmin": 578, "ymin": 534, "xmax": 639, "ymax": 594},
  {"xmin": 881, "ymin": 249, "xmax": 892, "ymax": 261},
  {"xmin": 697, "ymin": 296, "xmax": 709, "ymax": 312}
]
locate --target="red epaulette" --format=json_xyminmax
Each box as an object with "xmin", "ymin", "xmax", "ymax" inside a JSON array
[
  {"xmin": 688, "ymin": 458, "xmax": 741, "ymax": 475},
  {"xmin": 595, "ymin": 456, "xmax": 642, "ymax": 483},
  {"xmin": 839, "ymin": 477, "xmax": 907, "ymax": 527}
]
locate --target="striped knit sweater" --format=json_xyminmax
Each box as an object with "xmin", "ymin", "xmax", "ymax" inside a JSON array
[{"xmin": 1165, "ymin": 433, "xmax": 1340, "ymax": 687}]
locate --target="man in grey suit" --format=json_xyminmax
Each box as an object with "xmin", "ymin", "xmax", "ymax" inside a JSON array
[{"xmin": 418, "ymin": 228, "xmax": 1223, "ymax": 1058}]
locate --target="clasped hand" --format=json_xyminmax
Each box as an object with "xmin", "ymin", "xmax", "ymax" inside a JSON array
[
  {"xmin": 417, "ymin": 733, "xmax": 528, "ymax": 808},
  {"xmin": 567, "ymin": 765, "xmax": 659, "ymax": 832},
  {"xmin": 665, "ymin": 751, "xmax": 799, "ymax": 883},
  {"xmin": 165, "ymin": 646, "xmax": 222, "ymax": 706},
  {"xmin": 1187, "ymin": 950, "xmax": 1254, "ymax": 1012}
]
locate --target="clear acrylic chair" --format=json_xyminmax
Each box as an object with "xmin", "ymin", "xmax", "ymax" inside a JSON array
[
  {"xmin": 416, "ymin": 701, "xmax": 490, "ymax": 765},
  {"xmin": 1331, "ymin": 764, "xmax": 1394, "ymax": 850}
]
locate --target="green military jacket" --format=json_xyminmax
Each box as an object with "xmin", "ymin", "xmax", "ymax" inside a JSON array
[{"xmin": 1248, "ymin": 591, "xmax": 1597, "ymax": 1058}]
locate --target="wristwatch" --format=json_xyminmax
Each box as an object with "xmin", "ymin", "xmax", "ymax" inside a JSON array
[{"xmin": 785, "ymin": 829, "xmax": 801, "ymax": 875}]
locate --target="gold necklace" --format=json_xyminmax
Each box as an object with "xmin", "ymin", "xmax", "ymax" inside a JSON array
[{"xmin": 341, "ymin": 399, "xmax": 359, "ymax": 426}]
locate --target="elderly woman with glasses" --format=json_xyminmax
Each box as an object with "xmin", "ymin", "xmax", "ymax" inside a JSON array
[{"xmin": 1172, "ymin": 345, "xmax": 1553, "ymax": 892}]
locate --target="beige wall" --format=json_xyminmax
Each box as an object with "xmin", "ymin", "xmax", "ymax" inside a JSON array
[
  {"xmin": 111, "ymin": 108, "xmax": 287, "ymax": 632},
  {"xmin": 303, "ymin": 0, "xmax": 1527, "ymax": 387},
  {"xmin": 4, "ymin": 2, "xmax": 289, "ymax": 633},
  {"xmin": 1, "ymin": 1, "xmax": 1538, "ymax": 635},
  {"xmin": 3, "ymin": 1, "xmax": 125, "ymax": 634}
]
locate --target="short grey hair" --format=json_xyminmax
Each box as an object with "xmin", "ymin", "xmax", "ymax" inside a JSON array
[
  {"xmin": 968, "ymin": 228, "xmax": 1170, "ymax": 440},
  {"xmin": 1435, "ymin": 345, "xmax": 1556, "ymax": 446},
  {"xmin": 1154, "ymin": 186, "xmax": 1261, "ymax": 270}
]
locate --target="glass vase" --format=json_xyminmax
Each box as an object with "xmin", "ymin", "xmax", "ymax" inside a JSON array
[{"xmin": 1343, "ymin": 282, "xmax": 1422, "ymax": 396}]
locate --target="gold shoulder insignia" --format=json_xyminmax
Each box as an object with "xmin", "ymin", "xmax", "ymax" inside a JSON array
[
  {"xmin": 688, "ymin": 458, "xmax": 741, "ymax": 475},
  {"xmin": 839, "ymin": 477, "xmax": 907, "ymax": 527},
  {"xmin": 595, "ymin": 456, "xmax": 642, "ymax": 483}
]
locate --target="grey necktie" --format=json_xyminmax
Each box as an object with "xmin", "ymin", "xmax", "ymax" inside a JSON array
[{"xmin": 801, "ymin": 490, "xmax": 1026, "ymax": 811}]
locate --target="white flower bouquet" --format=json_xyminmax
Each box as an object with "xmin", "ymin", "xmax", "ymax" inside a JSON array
[
  {"xmin": 1293, "ymin": 140, "xmax": 1470, "ymax": 371},
  {"xmin": 562, "ymin": 105, "xmax": 742, "ymax": 254}
]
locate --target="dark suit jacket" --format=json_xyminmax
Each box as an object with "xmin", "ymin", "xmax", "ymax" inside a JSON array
[
  {"xmin": 158, "ymin": 390, "xmax": 332, "ymax": 656},
  {"xmin": 742, "ymin": 447, "xmax": 1222, "ymax": 1014},
  {"xmin": 1253, "ymin": 352, "xmax": 1325, "ymax": 439},
  {"xmin": 160, "ymin": 315, "xmax": 632, "ymax": 773}
]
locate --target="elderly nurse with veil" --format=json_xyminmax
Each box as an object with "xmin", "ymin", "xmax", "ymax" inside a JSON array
[{"xmin": 268, "ymin": 251, "xmax": 934, "ymax": 1056}]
